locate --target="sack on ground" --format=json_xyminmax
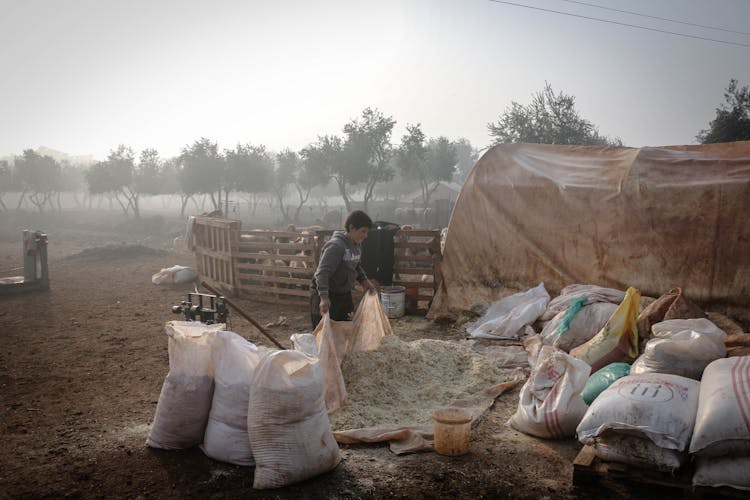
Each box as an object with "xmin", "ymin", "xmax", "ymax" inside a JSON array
[
  {"xmin": 200, "ymin": 331, "xmax": 262, "ymax": 466},
  {"xmin": 147, "ymin": 321, "xmax": 224, "ymax": 449},
  {"xmin": 467, "ymin": 283, "xmax": 550, "ymax": 340},
  {"xmin": 541, "ymin": 302, "xmax": 618, "ymax": 352},
  {"xmin": 581, "ymin": 362, "xmax": 630, "ymax": 405},
  {"xmin": 151, "ymin": 265, "xmax": 199, "ymax": 285},
  {"xmin": 577, "ymin": 373, "xmax": 700, "ymax": 470},
  {"xmin": 570, "ymin": 287, "xmax": 640, "ymax": 372},
  {"xmin": 631, "ymin": 319, "xmax": 726, "ymax": 380},
  {"xmin": 690, "ymin": 356, "xmax": 750, "ymax": 457},
  {"xmin": 248, "ymin": 350, "xmax": 340, "ymax": 489},
  {"xmin": 508, "ymin": 345, "xmax": 590, "ymax": 439}
]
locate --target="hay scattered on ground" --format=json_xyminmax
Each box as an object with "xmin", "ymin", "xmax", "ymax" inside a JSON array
[
  {"xmin": 65, "ymin": 244, "xmax": 166, "ymax": 261},
  {"xmin": 328, "ymin": 335, "xmax": 518, "ymax": 431}
]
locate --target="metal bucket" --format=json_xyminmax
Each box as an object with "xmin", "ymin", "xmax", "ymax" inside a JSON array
[{"xmin": 380, "ymin": 285, "xmax": 405, "ymax": 318}]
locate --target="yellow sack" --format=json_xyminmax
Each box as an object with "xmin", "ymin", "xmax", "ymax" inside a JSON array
[{"xmin": 570, "ymin": 287, "xmax": 640, "ymax": 372}]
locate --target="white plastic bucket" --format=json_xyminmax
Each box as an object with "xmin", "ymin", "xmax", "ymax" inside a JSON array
[{"xmin": 380, "ymin": 286, "xmax": 405, "ymax": 318}]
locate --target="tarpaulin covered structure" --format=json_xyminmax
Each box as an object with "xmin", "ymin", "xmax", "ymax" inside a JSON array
[{"xmin": 428, "ymin": 141, "xmax": 750, "ymax": 318}]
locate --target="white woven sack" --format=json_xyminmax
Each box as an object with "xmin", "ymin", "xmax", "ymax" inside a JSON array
[
  {"xmin": 248, "ymin": 350, "xmax": 340, "ymax": 489},
  {"xmin": 631, "ymin": 319, "xmax": 726, "ymax": 380},
  {"xmin": 147, "ymin": 321, "xmax": 224, "ymax": 449},
  {"xmin": 693, "ymin": 456, "xmax": 750, "ymax": 490},
  {"xmin": 467, "ymin": 283, "xmax": 550, "ymax": 340},
  {"xmin": 690, "ymin": 356, "xmax": 750, "ymax": 457},
  {"xmin": 540, "ymin": 302, "xmax": 617, "ymax": 352},
  {"xmin": 577, "ymin": 373, "xmax": 700, "ymax": 452},
  {"xmin": 200, "ymin": 331, "xmax": 261, "ymax": 465},
  {"xmin": 508, "ymin": 345, "xmax": 591, "ymax": 439}
]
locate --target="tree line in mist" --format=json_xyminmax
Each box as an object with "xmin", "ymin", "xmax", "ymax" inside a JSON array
[{"xmin": 2, "ymin": 80, "xmax": 746, "ymax": 221}]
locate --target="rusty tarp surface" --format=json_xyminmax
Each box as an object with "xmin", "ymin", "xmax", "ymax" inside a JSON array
[{"xmin": 429, "ymin": 141, "xmax": 750, "ymax": 318}]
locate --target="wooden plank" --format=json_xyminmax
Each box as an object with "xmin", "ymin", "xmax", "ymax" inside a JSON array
[
  {"xmin": 396, "ymin": 230, "xmax": 441, "ymax": 237},
  {"xmin": 234, "ymin": 284, "xmax": 310, "ymax": 297},
  {"xmin": 394, "ymin": 281, "xmax": 435, "ymax": 290},
  {"xmin": 395, "ymin": 267, "xmax": 433, "ymax": 275},
  {"xmin": 237, "ymin": 273, "xmax": 311, "ymax": 286},
  {"xmin": 394, "ymin": 241, "xmax": 437, "ymax": 249},
  {"xmin": 392, "ymin": 254, "xmax": 437, "ymax": 263},
  {"xmin": 238, "ymin": 241, "xmax": 315, "ymax": 251},
  {"xmin": 571, "ymin": 445, "xmax": 747, "ymax": 499},
  {"xmin": 236, "ymin": 252, "xmax": 314, "ymax": 263},
  {"xmin": 195, "ymin": 248, "xmax": 233, "ymax": 260},
  {"xmin": 240, "ymin": 230, "xmax": 302, "ymax": 238},
  {"xmin": 236, "ymin": 262, "xmax": 314, "ymax": 276}
]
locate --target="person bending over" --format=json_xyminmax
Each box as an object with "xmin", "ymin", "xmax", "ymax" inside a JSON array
[{"xmin": 310, "ymin": 210, "xmax": 374, "ymax": 328}]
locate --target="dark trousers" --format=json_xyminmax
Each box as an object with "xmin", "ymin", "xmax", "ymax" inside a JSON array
[{"xmin": 310, "ymin": 289, "xmax": 354, "ymax": 329}]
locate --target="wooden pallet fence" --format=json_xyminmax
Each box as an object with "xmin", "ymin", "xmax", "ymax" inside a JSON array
[
  {"xmin": 235, "ymin": 229, "xmax": 316, "ymax": 306},
  {"xmin": 393, "ymin": 229, "xmax": 442, "ymax": 304},
  {"xmin": 192, "ymin": 218, "xmax": 442, "ymax": 309},
  {"xmin": 192, "ymin": 216, "xmax": 240, "ymax": 295}
]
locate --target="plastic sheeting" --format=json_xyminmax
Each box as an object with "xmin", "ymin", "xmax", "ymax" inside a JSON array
[{"xmin": 429, "ymin": 141, "xmax": 750, "ymax": 318}]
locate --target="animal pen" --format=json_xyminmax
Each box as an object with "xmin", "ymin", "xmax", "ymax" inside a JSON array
[{"xmin": 191, "ymin": 215, "xmax": 442, "ymax": 309}]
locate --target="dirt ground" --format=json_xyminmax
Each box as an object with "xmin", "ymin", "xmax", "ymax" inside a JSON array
[{"xmin": 0, "ymin": 210, "xmax": 680, "ymax": 499}]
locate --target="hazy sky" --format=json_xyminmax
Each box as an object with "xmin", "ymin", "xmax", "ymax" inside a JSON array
[{"xmin": 1, "ymin": 0, "xmax": 749, "ymax": 160}]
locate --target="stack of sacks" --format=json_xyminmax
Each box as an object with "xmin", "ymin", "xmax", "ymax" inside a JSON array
[
  {"xmin": 577, "ymin": 373, "xmax": 700, "ymax": 472},
  {"xmin": 540, "ymin": 284, "xmax": 624, "ymax": 352},
  {"xmin": 631, "ymin": 319, "xmax": 726, "ymax": 380},
  {"xmin": 690, "ymin": 357, "xmax": 750, "ymax": 491}
]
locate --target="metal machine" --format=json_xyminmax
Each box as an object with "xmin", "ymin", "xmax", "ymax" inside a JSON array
[{"xmin": 171, "ymin": 292, "xmax": 229, "ymax": 324}]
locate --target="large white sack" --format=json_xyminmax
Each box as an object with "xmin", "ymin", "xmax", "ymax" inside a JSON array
[
  {"xmin": 577, "ymin": 373, "xmax": 700, "ymax": 452},
  {"xmin": 248, "ymin": 350, "xmax": 340, "ymax": 489},
  {"xmin": 540, "ymin": 302, "xmax": 617, "ymax": 352},
  {"xmin": 508, "ymin": 345, "xmax": 591, "ymax": 439},
  {"xmin": 147, "ymin": 321, "xmax": 224, "ymax": 449},
  {"xmin": 631, "ymin": 319, "xmax": 727, "ymax": 380},
  {"xmin": 541, "ymin": 284, "xmax": 625, "ymax": 321},
  {"xmin": 200, "ymin": 331, "xmax": 262, "ymax": 466},
  {"xmin": 690, "ymin": 356, "xmax": 750, "ymax": 457},
  {"xmin": 467, "ymin": 283, "xmax": 550, "ymax": 340},
  {"xmin": 693, "ymin": 457, "xmax": 750, "ymax": 490}
]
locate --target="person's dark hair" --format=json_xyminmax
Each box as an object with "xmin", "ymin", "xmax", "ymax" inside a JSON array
[{"xmin": 345, "ymin": 210, "xmax": 372, "ymax": 231}]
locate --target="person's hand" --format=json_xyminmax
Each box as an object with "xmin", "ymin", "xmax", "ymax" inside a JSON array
[
  {"xmin": 362, "ymin": 279, "xmax": 378, "ymax": 295},
  {"xmin": 319, "ymin": 294, "xmax": 330, "ymax": 315}
]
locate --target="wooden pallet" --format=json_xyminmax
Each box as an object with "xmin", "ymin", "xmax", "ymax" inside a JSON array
[{"xmin": 573, "ymin": 445, "xmax": 747, "ymax": 499}]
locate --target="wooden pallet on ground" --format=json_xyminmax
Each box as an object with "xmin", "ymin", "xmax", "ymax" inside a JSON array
[{"xmin": 572, "ymin": 445, "xmax": 747, "ymax": 500}]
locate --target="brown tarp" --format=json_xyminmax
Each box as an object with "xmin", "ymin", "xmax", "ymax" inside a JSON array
[{"xmin": 429, "ymin": 141, "xmax": 750, "ymax": 318}]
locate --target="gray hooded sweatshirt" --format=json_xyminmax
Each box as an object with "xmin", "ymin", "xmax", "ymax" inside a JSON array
[{"xmin": 313, "ymin": 231, "xmax": 367, "ymax": 295}]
